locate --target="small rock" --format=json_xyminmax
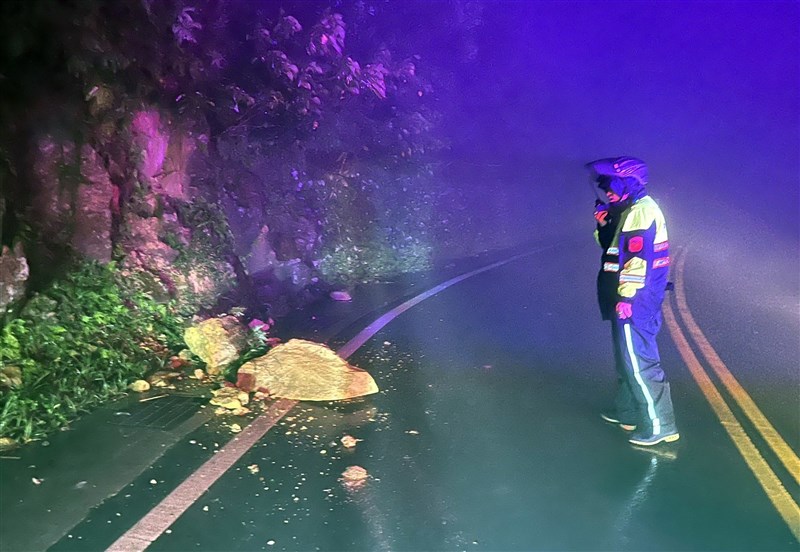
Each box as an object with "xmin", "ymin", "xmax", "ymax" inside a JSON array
[
  {"xmin": 230, "ymin": 423, "xmax": 242, "ymax": 433},
  {"xmin": 210, "ymin": 387, "xmax": 249, "ymax": 409},
  {"xmin": 253, "ymin": 390, "xmax": 270, "ymax": 401},
  {"xmin": 330, "ymin": 290, "xmax": 352, "ymax": 302},
  {"xmin": 0, "ymin": 365, "xmax": 22, "ymax": 388},
  {"xmin": 150, "ymin": 479, "xmax": 158, "ymax": 485},
  {"xmin": 248, "ymin": 318, "xmax": 270, "ymax": 332},
  {"xmin": 236, "ymin": 371, "xmax": 256, "ymax": 393},
  {"xmin": 340, "ymin": 435, "xmax": 361, "ymax": 448},
  {"xmin": 341, "ymin": 466, "xmax": 368, "ymax": 481},
  {"xmin": 128, "ymin": 380, "xmax": 150, "ymax": 392},
  {"xmin": 340, "ymin": 466, "xmax": 368, "ymax": 490},
  {"xmin": 148, "ymin": 376, "xmax": 168, "ymax": 388},
  {"xmin": 169, "ymin": 356, "xmax": 189, "ymax": 369}
]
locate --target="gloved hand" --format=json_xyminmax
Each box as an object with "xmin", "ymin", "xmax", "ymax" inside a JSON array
[
  {"xmin": 594, "ymin": 208, "xmax": 609, "ymax": 226},
  {"xmin": 616, "ymin": 301, "xmax": 632, "ymax": 319}
]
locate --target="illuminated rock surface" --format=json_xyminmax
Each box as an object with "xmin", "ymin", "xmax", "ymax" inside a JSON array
[
  {"xmin": 128, "ymin": 380, "xmax": 150, "ymax": 392},
  {"xmin": 237, "ymin": 339, "xmax": 378, "ymax": 401},
  {"xmin": 0, "ymin": 244, "xmax": 29, "ymax": 316},
  {"xmin": 184, "ymin": 316, "xmax": 249, "ymax": 375},
  {"xmin": 210, "ymin": 387, "xmax": 250, "ymax": 410}
]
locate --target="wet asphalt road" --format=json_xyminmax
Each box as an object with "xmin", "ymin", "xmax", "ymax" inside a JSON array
[{"xmin": 43, "ymin": 237, "xmax": 800, "ymax": 551}]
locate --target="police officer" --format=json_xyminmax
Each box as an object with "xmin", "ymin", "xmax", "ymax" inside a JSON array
[{"xmin": 587, "ymin": 157, "xmax": 679, "ymax": 446}]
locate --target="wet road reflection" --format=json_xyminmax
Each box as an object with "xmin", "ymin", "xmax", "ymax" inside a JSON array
[
  {"xmin": 48, "ymin": 244, "xmax": 798, "ymax": 551},
  {"xmin": 613, "ymin": 451, "xmax": 675, "ymax": 549}
]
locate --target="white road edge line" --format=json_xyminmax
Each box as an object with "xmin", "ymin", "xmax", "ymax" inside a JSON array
[{"xmin": 107, "ymin": 245, "xmax": 552, "ymax": 551}]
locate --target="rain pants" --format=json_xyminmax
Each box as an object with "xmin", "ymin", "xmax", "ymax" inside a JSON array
[{"xmin": 598, "ymin": 194, "xmax": 677, "ymax": 435}]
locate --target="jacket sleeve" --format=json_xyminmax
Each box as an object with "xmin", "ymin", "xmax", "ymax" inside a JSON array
[
  {"xmin": 616, "ymin": 203, "xmax": 657, "ymax": 302},
  {"xmin": 595, "ymin": 217, "xmax": 618, "ymax": 249}
]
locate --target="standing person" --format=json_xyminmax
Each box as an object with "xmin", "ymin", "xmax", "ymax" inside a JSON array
[{"xmin": 586, "ymin": 157, "xmax": 679, "ymax": 446}]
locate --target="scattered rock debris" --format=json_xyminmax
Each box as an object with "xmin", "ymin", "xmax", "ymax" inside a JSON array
[
  {"xmin": 340, "ymin": 435, "xmax": 361, "ymax": 448},
  {"xmin": 128, "ymin": 380, "xmax": 150, "ymax": 392},
  {"xmin": 340, "ymin": 466, "xmax": 369, "ymax": 490},
  {"xmin": 146, "ymin": 371, "xmax": 182, "ymax": 387},
  {"xmin": 210, "ymin": 387, "xmax": 249, "ymax": 410},
  {"xmin": 252, "ymin": 389, "xmax": 271, "ymax": 402}
]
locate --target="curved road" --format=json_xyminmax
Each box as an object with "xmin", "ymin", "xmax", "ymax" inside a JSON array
[{"xmin": 51, "ymin": 238, "xmax": 799, "ymax": 551}]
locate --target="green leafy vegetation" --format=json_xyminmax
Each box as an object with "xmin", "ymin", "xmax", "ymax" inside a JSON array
[
  {"xmin": 0, "ymin": 262, "xmax": 184, "ymax": 442},
  {"xmin": 173, "ymin": 197, "xmax": 235, "ymax": 259},
  {"xmin": 319, "ymin": 242, "xmax": 432, "ymax": 285}
]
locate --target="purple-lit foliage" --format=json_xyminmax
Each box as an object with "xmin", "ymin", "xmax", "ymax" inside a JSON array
[{"xmin": 0, "ymin": 1, "xmax": 488, "ymax": 319}]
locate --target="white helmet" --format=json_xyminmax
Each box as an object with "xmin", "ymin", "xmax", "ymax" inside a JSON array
[{"xmin": 586, "ymin": 156, "xmax": 648, "ymax": 187}]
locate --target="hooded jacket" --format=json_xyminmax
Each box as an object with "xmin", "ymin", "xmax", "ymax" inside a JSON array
[{"xmin": 599, "ymin": 178, "xmax": 670, "ymax": 319}]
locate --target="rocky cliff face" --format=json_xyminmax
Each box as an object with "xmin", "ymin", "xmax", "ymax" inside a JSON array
[
  {"xmin": 20, "ymin": 108, "xmax": 244, "ymax": 318},
  {"xmin": 11, "ymin": 99, "xmax": 417, "ymax": 321},
  {"xmin": 0, "ymin": 3, "xmax": 504, "ymax": 327},
  {"xmin": 0, "ymin": 244, "xmax": 28, "ymax": 318}
]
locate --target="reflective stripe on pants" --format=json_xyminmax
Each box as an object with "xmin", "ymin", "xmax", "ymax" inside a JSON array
[{"xmin": 613, "ymin": 313, "xmax": 677, "ymax": 435}]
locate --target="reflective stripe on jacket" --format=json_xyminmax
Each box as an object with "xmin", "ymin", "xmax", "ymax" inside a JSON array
[{"xmin": 601, "ymin": 195, "xmax": 670, "ymax": 315}]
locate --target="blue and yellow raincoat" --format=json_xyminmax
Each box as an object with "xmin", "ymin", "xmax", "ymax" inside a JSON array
[{"xmin": 589, "ymin": 157, "xmax": 678, "ymax": 438}]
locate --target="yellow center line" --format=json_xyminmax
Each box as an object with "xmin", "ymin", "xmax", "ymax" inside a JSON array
[
  {"xmin": 664, "ymin": 250, "xmax": 800, "ymax": 541},
  {"xmin": 673, "ymin": 250, "xmax": 800, "ymax": 486}
]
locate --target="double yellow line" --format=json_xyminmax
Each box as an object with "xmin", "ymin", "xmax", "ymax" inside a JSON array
[{"xmin": 664, "ymin": 249, "xmax": 800, "ymax": 540}]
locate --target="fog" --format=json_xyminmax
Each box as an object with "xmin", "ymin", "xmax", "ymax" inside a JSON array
[
  {"xmin": 424, "ymin": 0, "xmax": 798, "ymax": 324},
  {"xmin": 389, "ymin": 0, "xmax": 800, "ymax": 341},
  {"xmin": 441, "ymin": 1, "xmax": 798, "ymax": 235},
  {"xmin": 3, "ymin": 0, "xmax": 797, "ymax": 314}
]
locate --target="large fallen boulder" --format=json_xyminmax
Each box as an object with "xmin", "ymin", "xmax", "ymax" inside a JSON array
[
  {"xmin": 237, "ymin": 339, "xmax": 378, "ymax": 401},
  {"xmin": 183, "ymin": 316, "xmax": 249, "ymax": 375}
]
